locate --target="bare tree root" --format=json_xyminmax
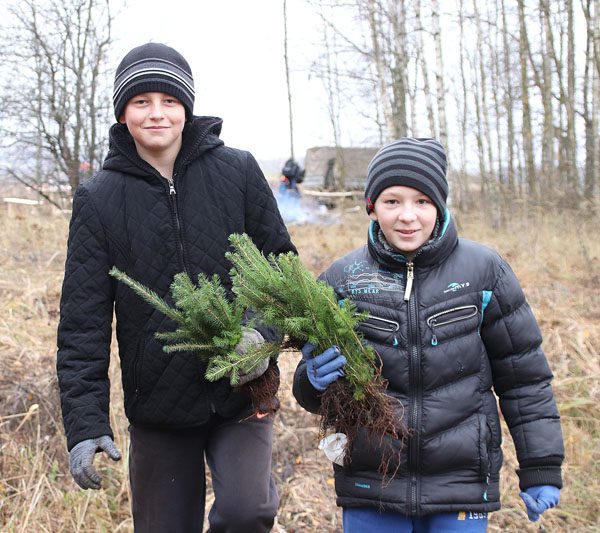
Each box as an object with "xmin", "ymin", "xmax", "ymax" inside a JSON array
[
  {"xmin": 237, "ymin": 360, "xmax": 281, "ymax": 416},
  {"xmin": 319, "ymin": 378, "xmax": 408, "ymax": 476}
]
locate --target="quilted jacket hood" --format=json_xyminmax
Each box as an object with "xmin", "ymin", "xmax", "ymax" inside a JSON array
[
  {"xmin": 367, "ymin": 210, "xmax": 458, "ymax": 270},
  {"xmin": 103, "ymin": 116, "xmax": 224, "ymax": 178}
]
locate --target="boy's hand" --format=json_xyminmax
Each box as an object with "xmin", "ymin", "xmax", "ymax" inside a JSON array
[
  {"xmin": 519, "ymin": 485, "xmax": 560, "ymax": 521},
  {"xmin": 302, "ymin": 343, "xmax": 347, "ymax": 392},
  {"xmin": 69, "ymin": 436, "xmax": 121, "ymax": 490},
  {"xmin": 235, "ymin": 328, "xmax": 268, "ymax": 386}
]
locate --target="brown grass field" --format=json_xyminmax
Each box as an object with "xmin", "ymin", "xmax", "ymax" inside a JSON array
[{"xmin": 0, "ymin": 195, "xmax": 599, "ymax": 532}]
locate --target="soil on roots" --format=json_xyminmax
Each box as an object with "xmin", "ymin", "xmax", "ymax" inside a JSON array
[
  {"xmin": 238, "ymin": 360, "xmax": 281, "ymax": 416},
  {"xmin": 319, "ymin": 379, "xmax": 409, "ymax": 475}
]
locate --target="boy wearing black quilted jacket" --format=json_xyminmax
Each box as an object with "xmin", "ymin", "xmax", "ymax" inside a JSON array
[
  {"xmin": 293, "ymin": 138, "xmax": 563, "ymax": 532},
  {"xmin": 57, "ymin": 43, "xmax": 295, "ymax": 533}
]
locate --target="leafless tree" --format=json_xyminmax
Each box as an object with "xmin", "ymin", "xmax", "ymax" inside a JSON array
[{"xmin": 0, "ymin": 0, "xmax": 113, "ymax": 197}]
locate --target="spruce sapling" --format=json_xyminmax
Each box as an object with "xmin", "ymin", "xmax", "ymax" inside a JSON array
[
  {"xmin": 108, "ymin": 267, "xmax": 279, "ymax": 391},
  {"xmin": 226, "ymin": 234, "xmax": 406, "ymax": 469}
]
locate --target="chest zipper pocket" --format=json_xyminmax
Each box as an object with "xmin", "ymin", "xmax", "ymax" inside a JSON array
[
  {"xmin": 361, "ymin": 314, "xmax": 400, "ymax": 346},
  {"xmin": 426, "ymin": 305, "xmax": 478, "ymax": 346}
]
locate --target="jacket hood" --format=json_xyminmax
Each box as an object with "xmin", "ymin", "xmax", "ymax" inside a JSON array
[
  {"xmin": 367, "ymin": 209, "xmax": 459, "ymax": 269},
  {"xmin": 103, "ymin": 115, "xmax": 224, "ymax": 178}
]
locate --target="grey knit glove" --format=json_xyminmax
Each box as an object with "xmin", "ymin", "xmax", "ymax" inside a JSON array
[
  {"xmin": 235, "ymin": 328, "xmax": 269, "ymax": 386},
  {"xmin": 69, "ymin": 435, "xmax": 121, "ymax": 490}
]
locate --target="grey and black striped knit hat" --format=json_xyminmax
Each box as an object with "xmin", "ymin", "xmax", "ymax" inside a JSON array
[
  {"xmin": 113, "ymin": 43, "xmax": 195, "ymax": 121},
  {"xmin": 365, "ymin": 138, "xmax": 448, "ymax": 216}
]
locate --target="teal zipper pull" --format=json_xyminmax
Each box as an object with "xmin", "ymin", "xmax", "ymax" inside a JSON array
[
  {"xmin": 393, "ymin": 335, "xmax": 398, "ymax": 347},
  {"xmin": 430, "ymin": 320, "xmax": 438, "ymax": 346}
]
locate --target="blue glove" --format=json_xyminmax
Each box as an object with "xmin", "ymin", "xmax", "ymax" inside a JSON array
[
  {"xmin": 69, "ymin": 436, "xmax": 121, "ymax": 490},
  {"xmin": 302, "ymin": 342, "xmax": 347, "ymax": 392},
  {"xmin": 519, "ymin": 485, "xmax": 560, "ymax": 522}
]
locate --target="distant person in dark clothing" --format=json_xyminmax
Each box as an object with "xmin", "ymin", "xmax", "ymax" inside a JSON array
[{"xmin": 279, "ymin": 157, "xmax": 304, "ymax": 196}]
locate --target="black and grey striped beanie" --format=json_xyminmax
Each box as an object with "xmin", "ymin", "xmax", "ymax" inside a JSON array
[
  {"xmin": 113, "ymin": 43, "xmax": 195, "ymax": 121},
  {"xmin": 365, "ymin": 138, "xmax": 448, "ymax": 216}
]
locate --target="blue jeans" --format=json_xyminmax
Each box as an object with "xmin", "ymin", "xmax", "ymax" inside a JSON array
[{"xmin": 343, "ymin": 507, "xmax": 488, "ymax": 532}]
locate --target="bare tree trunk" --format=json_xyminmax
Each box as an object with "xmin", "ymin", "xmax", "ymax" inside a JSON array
[
  {"xmin": 388, "ymin": 0, "xmax": 409, "ymax": 138},
  {"xmin": 501, "ymin": 0, "xmax": 516, "ymax": 196},
  {"xmin": 283, "ymin": 0, "xmax": 295, "ymax": 160},
  {"xmin": 566, "ymin": 0, "xmax": 578, "ymax": 198},
  {"xmin": 368, "ymin": 0, "xmax": 394, "ymax": 140},
  {"xmin": 582, "ymin": 0, "xmax": 598, "ymax": 200},
  {"xmin": 431, "ymin": 0, "xmax": 448, "ymax": 147},
  {"xmin": 540, "ymin": 3, "xmax": 556, "ymax": 195},
  {"xmin": 322, "ymin": 18, "xmax": 346, "ymax": 189},
  {"xmin": 472, "ymin": 0, "xmax": 492, "ymax": 199},
  {"xmin": 517, "ymin": 0, "xmax": 537, "ymax": 200},
  {"xmin": 456, "ymin": 0, "xmax": 469, "ymax": 210},
  {"xmin": 414, "ymin": 0, "xmax": 436, "ymax": 137}
]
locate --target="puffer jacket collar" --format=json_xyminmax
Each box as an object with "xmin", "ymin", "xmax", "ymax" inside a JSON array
[
  {"xmin": 103, "ymin": 115, "xmax": 224, "ymax": 179},
  {"xmin": 367, "ymin": 209, "xmax": 459, "ymax": 270}
]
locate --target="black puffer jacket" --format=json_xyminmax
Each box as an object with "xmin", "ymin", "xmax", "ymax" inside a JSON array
[
  {"xmin": 293, "ymin": 215, "xmax": 563, "ymax": 516},
  {"xmin": 57, "ymin": 117, "xmax": 296, "ymax": 450}
]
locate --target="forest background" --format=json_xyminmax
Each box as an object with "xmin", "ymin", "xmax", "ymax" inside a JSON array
[{"xmin": 0, "ymin": 0, "xmax": 599, "ymax": 531}]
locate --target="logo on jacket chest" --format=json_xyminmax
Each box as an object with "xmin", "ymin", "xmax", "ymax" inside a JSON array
[
  {"xmin": 342, "ymin": 270, "xmax": 404, "ymax": 296},
  {"xmin": 443, "ymin": 281, "xmax": 470, "ymax": 293}
]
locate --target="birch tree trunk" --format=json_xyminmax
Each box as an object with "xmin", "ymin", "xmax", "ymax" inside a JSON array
[
  {"xmin": 414, "ymin": 0, "xmax": 436, "ymax": 137},
  {"xmin": 501, "ymin": 0, "xmax": 516, "ymax": 195},
  {"xmin": 431, "ymin": 0, "xmax": 448, "ymax": 147},
  {"xmin": 388, "ymin": 0, "xmax": 409, "ymax": 138},
  {"xmin": 517, "ymin": 0, "xmax": 537, "ymax": 200},
  {"xmin": 367, "ymin": 0, "xmax": 395, "ymax": 140}
]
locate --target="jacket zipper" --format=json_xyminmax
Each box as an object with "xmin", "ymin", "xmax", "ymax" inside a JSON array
[
  {"xmin": 426, "ymin": 305, "xmax": 478, "ymax": 346},
  {"xmin": 406, "ymin": 261, "xmax": 421, "ymax": 515},
  {"xmin": 404, "ymin": 261, "xmax": 414, "ymax": 301},
  {"xmin": 162, "ymin": 123, "xmax": 214, "ymax": 275},
  {"xmin": 164, "ymin": 173, "xmax": 189, "ymax": 273}
]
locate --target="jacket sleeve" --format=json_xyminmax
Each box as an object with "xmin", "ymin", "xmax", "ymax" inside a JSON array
[
  {"xmin": 242, "ymin": 151, "xmax": 297, "ymax": 344},
  {"xmin": 56, "ymin": 187, "xmax": 114, "ymax": 451},
  {"xmin": 481, "ymin": 259, "xmax": 564, "ymax": 490}
]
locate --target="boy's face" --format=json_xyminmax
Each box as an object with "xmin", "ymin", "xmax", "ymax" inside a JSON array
[
  {"xmin": 118, "ymin": 92, "xmax": 186, "ymax": 156},
  {"xmin": 369, "ymin": 185, "xmax": 438, "ymax": 254}
]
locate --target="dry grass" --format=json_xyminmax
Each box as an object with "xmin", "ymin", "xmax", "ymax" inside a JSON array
[{"xmin": 0, "ymin": 198, "xmax": 598, "ymax": 532}]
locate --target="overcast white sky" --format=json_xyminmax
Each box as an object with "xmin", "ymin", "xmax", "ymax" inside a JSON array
[{"xmin": 114, "ymin": 0, "xmax": 332, "ymax": 164}]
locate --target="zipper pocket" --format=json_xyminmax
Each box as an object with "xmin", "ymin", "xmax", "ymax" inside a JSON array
[
  {"xmin": 361, "ymin": 314, "xmax": 401, "ymax": 347},
  {"xmin": 362, "ymin": 314, "xmax": 400, "ymax": 332},
  {"xmin": 132, "ymin": 338, "xmax": 145, "ymax": 395},
  {"xmin": 426, "ymin": 305, "xmax": 478, "ymax": 346}
]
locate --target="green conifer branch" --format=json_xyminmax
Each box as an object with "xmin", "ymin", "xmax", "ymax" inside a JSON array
[
  {"xmin": 109, "ymin": 267, "xmax": 184, "ymax": 323},
  {"xmin": 226, "ymin": 234, "xmax": 378, "ymax": 400},
  {"xmin": 110, "ymin": 265, "xmax": 274, "ymax": 387}
]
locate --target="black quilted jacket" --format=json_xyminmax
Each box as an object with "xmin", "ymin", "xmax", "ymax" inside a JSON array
[
  {"xmin": 293, "ymin": 215, "xmax": 563, "ymax": 515},
  {"xmin": 57, "ymin": 116, "xmax": 296, "ymax": 450}
]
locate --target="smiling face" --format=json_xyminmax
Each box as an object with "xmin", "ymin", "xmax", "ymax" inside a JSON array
[
  {"xmin": 118, "ymin": 92, "xmax": 185, "ymax": 161},
  {"xmin": 369, "ymin": 185, "xmax": 438, "ymax": 254}
]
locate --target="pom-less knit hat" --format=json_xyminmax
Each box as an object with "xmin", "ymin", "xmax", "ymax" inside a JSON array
[
  {"xmin": 113, "ymin": 42, "xmax": 195, "ymax": 121},
  {"xmin": 365, "ymin": 138, "xmax": 448, "ymax": 216}
]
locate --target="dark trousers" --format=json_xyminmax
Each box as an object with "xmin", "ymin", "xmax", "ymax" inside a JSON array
[{"xmin": 129, "ymin": 411, "xmax": 278, "ymax": 533}]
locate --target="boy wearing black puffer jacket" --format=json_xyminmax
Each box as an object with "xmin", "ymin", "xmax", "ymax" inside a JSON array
[
  {"xmin": 293, "ymin": 138, "xmax": 563, "ymax": 532},
  {"xmin": 57, "ymin": 43, "xmax": 295, "ymax": 533}
]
